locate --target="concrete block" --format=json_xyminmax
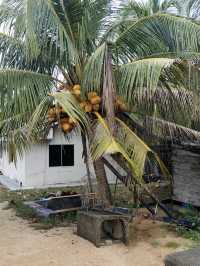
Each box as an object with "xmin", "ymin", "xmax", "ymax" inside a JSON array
[{"xmin": 165, "ymin": 248, "xmax": 200, "ymax": 266}]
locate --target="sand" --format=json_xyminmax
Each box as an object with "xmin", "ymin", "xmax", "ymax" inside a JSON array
[{"xmin": 0, "ymin": 202, "xmax": 192, "ymax": 266}]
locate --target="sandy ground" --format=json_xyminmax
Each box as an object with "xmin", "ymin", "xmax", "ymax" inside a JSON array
[{"xmin": 0, "ymin": 201, "xmax": 193, "ymax": 266}]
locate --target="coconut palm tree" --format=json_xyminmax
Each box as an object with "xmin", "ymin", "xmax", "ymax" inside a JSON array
[
  {"xmin": 120, "ymin": 0, "xmax": 177, "ymax": 18},
  {"xmin": 1, "ymin": 0, "xmax": 200, "ymax": 205},
  {"xmin": 175, "ymin": 0, "xmax": 200, "ymax": 18}
]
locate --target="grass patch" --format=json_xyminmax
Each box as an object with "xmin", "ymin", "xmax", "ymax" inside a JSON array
[
  {"xmin": 151, "ymin": 240, "xmax": 161, "ymax": 248},
  {"xmin": 165, "ymin": 241, "xmax": 180, "ymax": 249},
  {"xmin": 0, "ymin": 186, "xmax": 81, "ymax": 230},
  {"xmin": 0, "ymin": 186, "xmax": 82, "ymax": 203},
  {"xmin": 8, "ymin": 199, "xmax": 78, "ymax": 230},
  {"xmin": 174, "ymin": 205, "xmax": 200, "ymax": 242}
]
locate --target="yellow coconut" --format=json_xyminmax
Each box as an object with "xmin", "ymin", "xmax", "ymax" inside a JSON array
[
  {"xmin": 90, "ymin": 96, "xmax": 101, "ymax": 105},
  {"xmin": 80, "ymin": 101, "xmax": 87, "ymax": 109},
  {"xmin": 92, "ymin": 104, "xmax": 100, "ymax": 111},
  {"xmin": 87, "ymin": 91, "xmax": 97, "ymax": 100},
  {"xmin": 62, "ymin": 123, "xmax": 72, "ymax": 133},
  {"xmin": 115, "ymin": 97, "xmax": 128, "ymax": 112},
  {"xmin": 73, "ymin": 84, "xmax": 81, "ymax": 91},
  {"xmin": 84, "ymin": 103, "xmax": 93, "ymax": 113},
  {"xmin": 72, "ymin": 89, "xmax": 81, "ymax": 96},
  {"xmin": 48, "ymin": 107, "xmax": 56, "ymax": 116}
]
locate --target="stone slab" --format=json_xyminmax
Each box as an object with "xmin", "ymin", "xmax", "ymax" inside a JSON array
[{"xmin": 165, "ymin": 248, "xmax": 200, "ymax": 266}]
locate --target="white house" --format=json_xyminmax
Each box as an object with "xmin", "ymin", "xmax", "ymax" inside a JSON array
[{"xmin": 0, "ymin": 127, "xmax": 120, "ymax": 190}]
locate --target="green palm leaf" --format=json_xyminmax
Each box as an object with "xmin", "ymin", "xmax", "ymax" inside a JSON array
[
  {"xmin": 116, "ymin": 13, "xmax": 200, "ymax": 59},
  {"xmin": 82, "ymin": 43, "xmax": 106, "ymax": 92},
  {"xmin": 117, "ymin": 57, "xmax": 176, "ymax": 104}
]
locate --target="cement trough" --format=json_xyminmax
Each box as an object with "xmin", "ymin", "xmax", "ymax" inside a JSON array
[{"xmin": 25, "ymin": 194, "xmax": 82, "ymax": 217}]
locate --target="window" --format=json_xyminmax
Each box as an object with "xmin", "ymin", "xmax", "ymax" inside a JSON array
[{"xmin": 49, "ymin": 145, "xmax": 74, "ymax": 167}]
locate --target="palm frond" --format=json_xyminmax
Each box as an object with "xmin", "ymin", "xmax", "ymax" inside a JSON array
[
  {"xmin": 0, "ymin": 69, "xmax": 54, "ymax": 117},
  {"xmin": 0, "ymin": 124, "xmax": 32, "ymax": 163},
  {"xmin": 117, "ymin": 57, "xmax": 176, "ymax": 104},
  {"xmin": 91, "ymin": 113, "xmax": 169, "ymax": 179},
  {"xmin": 116, "ymin": 13, "xmax": 200, "ymax": 59},
  {"xmin": 53, "ymin": 91, "xmax": 89, "ymax": 130},
  {"xmin": 144, "ymin": 116, "xmax": 200, "ymax": 141},
  {"xmin": 82, "ymin": 43, "xmax": 106, "ymax": 93}
]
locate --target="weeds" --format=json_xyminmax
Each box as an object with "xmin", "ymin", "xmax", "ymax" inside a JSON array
[
  {"xmin": 175, "ymin": 205, "xmax": 200, "ymax": 242},
  {"xmin": 151, "ymin": 240, "xmax": 161, "ymax": 248},
  {"xmin": 0, "ymin": 186, "xmax": 80, "ymax": 230},
  {"xmin": 165, "ymin": 241, "xmax": 180, "ymax": 249}
]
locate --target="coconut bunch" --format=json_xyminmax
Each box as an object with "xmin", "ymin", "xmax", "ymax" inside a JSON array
[
  {"xmin": 79, "ymin": 91, "xmax": 102, "ymax": 113},
  {"xmin": 69, "ymin": 85, "xmax": 102, "ymax": 113},
  {"xmin": 59, "ymin": 116, "xmax": 77, "ymax": 133},
  {"xmin": 47, "ymin": 84, "xmax": 128, "ymax": 135},
  {"xmin": 71, "ymin": 84, "xmax": 81, "ymax": 100},
  {"xmin": 47, "ymin": 105, "xmax": 77, "ymax": 133},
  {"xmin": 47, "ymin": 106, "xmax": 58, "ymax": 123},
  {"xmin": 59, "ymin": 84, "xmax": 127, "ymax": 113}
]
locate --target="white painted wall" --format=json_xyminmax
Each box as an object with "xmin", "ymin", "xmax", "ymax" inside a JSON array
[
  {"xmin": 0, "ymin": 152, "xmax": 26, "ymax": 185},
  {"xmin": 0, "ymin": 128, "xmax": 120, "ymax": 189},
  {"xmin": 24, "ymin": 129, "xmax": 88, "ymax": 188}
]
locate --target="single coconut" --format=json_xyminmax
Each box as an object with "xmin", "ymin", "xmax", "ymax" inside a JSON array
[
  {"xmin": 90, "ymin": 96, "xmax": 101, "ymax": 105},
  {"xmin": 84, "ymin": 103, "xmax": 93, "ymax": 113},
  {"xmin": 73, "ymin": 84, "xmax": 81, "ymax": 91},
  {"xmin": 72, "ymin": 89, "xmax": 81, "ymax": 96},
  {"xmin": 48, "ymin": 107, "xmax": 56, "ymax": 116},
  {"xmin": 92, "ymin": 104, "xmax": 100, "ymax": 111},
  {"xmin": 62, "ymin": 123, "xmax": 72, "ymax": 133},
  {"xmin": 80, "ymin": 101, "xmax": 87, "ymax": 109},
  {"xmin": 88, "ymin": 91, "xmax": 97, "ymax": 100}
]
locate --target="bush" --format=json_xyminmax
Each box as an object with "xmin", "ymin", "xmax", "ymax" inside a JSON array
[{"xmin": 176, "ymin": 205, "xmax": 200, "ymax": 242}]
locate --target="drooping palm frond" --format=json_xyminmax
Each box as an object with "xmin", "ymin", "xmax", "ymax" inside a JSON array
[
  {"xmin": 91, "ymin": 113, "xmax": 169, "ymax": 180},
  {"xmin": 174, "ymin": 0, "xmax": 200, "ymax": 18},
  {"xmin": 0, "ymin": 69, "xmax": 55, "ymax": 117},
  {"xmin": 117, "ymin": 57, "xmax": 176, "ymax": 104},
  {"xmin": 116, "ymin": 13, "xmax": 200, "ymax": 59},
  {"xmin": 121, "ymin": 0, "xmax": 176, "ymax": 19},
  {"xmin": 53, "ymin": 91, "xmax": 89, "ymax": 130},
  {"xmin": 120, "ymin": 0, "xmax": 150, "ymax": 19},
  {"xmin": 1, "ymin": 127, "xmax": 32, "ymax": 163},
  {"xmin": 0, "ymin": 0, "xmax": 79, "ymax": 64},
  {"xmin": 28, "ymin": 91, "xmax": 89, "ymax": 139},
  {"xmin": 144, "ymin": 116, "xmax": 200, "ymax": 141}
]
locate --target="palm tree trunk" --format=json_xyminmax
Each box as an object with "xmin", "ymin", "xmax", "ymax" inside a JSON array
[
  {"xmin": 81, "ymin": 133, "xmax": 93, "ymax": 193},
  {"xmin": 93, "ymin": 158, "xmax": 112, "ymax": 207}
]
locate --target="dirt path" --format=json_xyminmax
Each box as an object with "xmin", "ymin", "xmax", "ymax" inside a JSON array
[{"xmin": 0, "ymin": 202, "xmax": 192, "ymax": 266}]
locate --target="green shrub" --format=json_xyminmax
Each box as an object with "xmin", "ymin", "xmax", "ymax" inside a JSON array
[{"xmin": 176, "ymin": 205, "xmax": 200, "ymax": 242}]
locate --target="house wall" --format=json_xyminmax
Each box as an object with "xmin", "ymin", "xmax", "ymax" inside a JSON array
[
  {"xmin": 0, "ymin": 128, "xmax": 121, "ymax": 189},
  {"xmin": 23, "ymin": 128, "xmax": 118, "ymax": 188},
  {"xmin": 0, "ymin": 152, "xmax": 26, "ymax": 185},
  {"xmin": 23, "ymin": 129, "xmax": 90, "ymax": 188},
  {"xmin": 172, "ymin": 146, "xmax": 200, "ymax": 206}
]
